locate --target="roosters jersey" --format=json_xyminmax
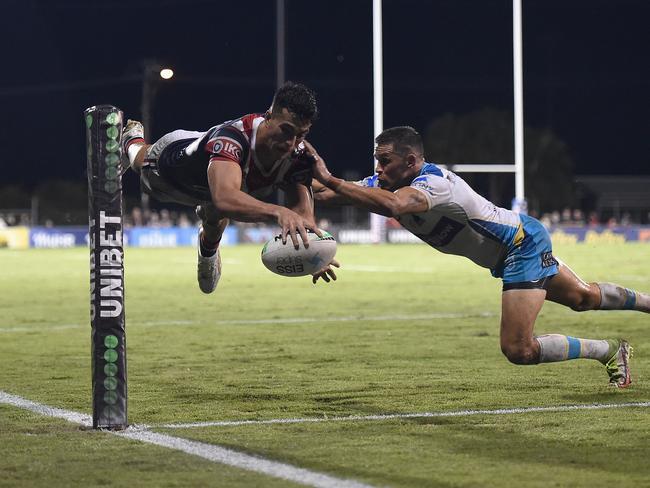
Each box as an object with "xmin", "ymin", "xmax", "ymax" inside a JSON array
[
  {"xmin": 156, "ymin": 114, "xmax": 312, "ymax": 201},
  {"xmin": 357, "ymin": 163, "xmax": 525, "ymax": 269}
]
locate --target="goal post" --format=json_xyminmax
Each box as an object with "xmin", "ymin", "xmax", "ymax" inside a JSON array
[
  {"xmin": 370, "ymin": 0, "xmax": 527, "ymax": 240},
  {"xmin": 84, "ymin": 105, "xmax": 128, "ymax": 430}
]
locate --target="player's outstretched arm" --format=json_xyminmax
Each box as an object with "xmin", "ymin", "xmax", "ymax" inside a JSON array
[
  {"xmin": 311, "ymin": 179, "xmax": 356, "ymax": 205},
  {"xmin": 207, "ymin": 160, "xmax": 317, "ymax": 248},
  {"xmin": 303, "ymin": 142, "xmax": 429, "ymax": 218}
]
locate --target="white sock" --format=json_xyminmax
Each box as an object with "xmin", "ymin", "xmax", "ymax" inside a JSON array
[
  {"xmin": 536, "ymin": 334, "xmax": 612, "ymax": 363},
  {"xmin": 598, "ymin": 282, "xmax": 650, "ymax": 313},
  {"xmin": 127, "ymin": 142, "xmax": 144, "ymax": 166}
]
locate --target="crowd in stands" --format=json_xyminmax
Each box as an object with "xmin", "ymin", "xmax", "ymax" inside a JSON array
[
  {"xmin": 383, "ymin": 207, "xmax": 641, "ymax": 231},
  {"xmin": 0, "ymin": 212, "xmax": 30, "ymax": 228},
  {"xmin": 536, "ymin": 208, "xmax": 636, "ymax": 228},
  {"xmin": 124, "ymin": 207, "xmax": 198, "ymax": 228},
  {"xmin": 0, "ymin": 207, "xmax": 646, "ymax": 228}
]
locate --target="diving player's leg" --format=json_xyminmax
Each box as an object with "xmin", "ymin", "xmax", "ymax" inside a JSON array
[
  {"xmin": 195, "ymin": 204, "xmax": 228, "ymax": 294},
  {"xmin": 120, "ymin": 119, "xmax": 149, "ymax": 173},
  {"xmin": 546, "ymin": 259, "xmax": 650, "ymax": 313}
]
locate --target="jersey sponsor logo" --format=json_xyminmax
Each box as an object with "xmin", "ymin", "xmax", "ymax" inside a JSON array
[
  {"xmin": 411, "ymin": 178, "xmax": 435, "ymax": 194},
  {"xmin": 208, "ymin": 136, "xmax": 242, "ymax": 161},
  {"xmin": 541, "ymin": 251, "xmax": 558, "ymax": 268},
  {"xmin": 417, "ymin": 216, "xmax": 464, "ymax": 247}
]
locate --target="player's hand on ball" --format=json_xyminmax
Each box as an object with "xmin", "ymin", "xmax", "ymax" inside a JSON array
[
  {"xmin": 275, "ymin": 207, "xmax": 321, "ymax": 249},
  {"xmin": 312, "ymin": 259, "xmax": 341, "ymax": 284}
]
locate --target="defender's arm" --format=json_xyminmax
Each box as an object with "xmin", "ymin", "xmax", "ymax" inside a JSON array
[{"xmin": 317, "ymin": 178, "xmax": 429, "ymax": 218}]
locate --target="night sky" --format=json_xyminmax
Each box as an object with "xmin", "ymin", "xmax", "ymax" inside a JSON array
[{"xmin": 2, "ymin": 0, "xmax": 648, "ymax": 192}]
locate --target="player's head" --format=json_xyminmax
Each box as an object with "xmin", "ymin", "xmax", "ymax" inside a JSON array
[
  {"xmin": 271, "ymin": 81, "xmax": 318, "ymax": 124},
  {"xmin": 374, "ymin": 126, "xmax": 424, "ymax": 190},
  {"xmin": 262, "ymin": 82, "xmax": 318, "ymax": 160}
]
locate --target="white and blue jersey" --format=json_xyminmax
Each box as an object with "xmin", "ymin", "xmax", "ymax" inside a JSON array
[{"xmin": 357, "ymin": 163, "xmax": 559, "ymax": 286}]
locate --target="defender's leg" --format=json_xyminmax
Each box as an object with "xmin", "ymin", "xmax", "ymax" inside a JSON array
[
  {"xmin": 546, "ymin": 259, "xmax": 650, "ymax": 313},
  {"xmin": 498, "ymin": 214, "xmax": 632, "ymax": 387},
  {"xmin": 500, "ymin": 289, "xmax": 546, "ymax": 365},
  {"xmin": 538, "ymin": 261, "xmax": 633, "ymax": 387},
  {"xmin": 500, "ymin": 287, "xmax": 630, "ymax": 387}
]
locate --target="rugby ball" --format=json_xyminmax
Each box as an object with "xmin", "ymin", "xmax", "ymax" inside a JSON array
[{"xmin": 261, "ymin": 230, "xmax": 337, "ymax": 277}]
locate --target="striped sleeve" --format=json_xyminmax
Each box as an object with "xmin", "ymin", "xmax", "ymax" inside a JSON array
[{"xmin": 205, "ymin": 127, "xmax": 250, "ymax": 166}]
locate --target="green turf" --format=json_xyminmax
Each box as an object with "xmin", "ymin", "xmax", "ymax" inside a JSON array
[{"xmin": 1, "ymin": 243, "xmax": 649, "ymax": 487}]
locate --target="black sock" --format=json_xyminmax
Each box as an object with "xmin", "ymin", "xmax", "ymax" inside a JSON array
[{"xmin": 199, "ymin": 235, "xmax": 218, "ymax": 257}]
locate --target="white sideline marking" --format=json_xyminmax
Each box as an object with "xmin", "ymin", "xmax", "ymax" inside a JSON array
[
  {"xmin": 0, "ymin": 324, "xmax": 85, "ymax": 333},
  {"xmin": 117, "ymin": 429, "xmax": 374, "ymax": 488},
  {"xmin": 0, "ymin": 312, "xmax": 495, "ymax": 333},
  {"xmin": 0, "ymin": 390, "xmax": 375, "ymax": 488},
  {"xmin": 153, "ymin": 402, "xmax": 650, "ymax": 429},
  {"xmin": 3, "ymin": 390, "xmax": 648, "ymax": 487},
  {"xmin": 0, "ymin": 391, "xmax": 92, "ymax": 426},
  {"xmin": 343, "ymin": 264, "xmax": 439, "ymax": 273}
]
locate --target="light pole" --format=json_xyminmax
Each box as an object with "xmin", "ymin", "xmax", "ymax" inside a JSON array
[
  {"xmin": 141, "ymin": 60, "xmax": 174, "ymax": 142},
  {"xmin": 140, "ymin": 60, "xmax": 174, "ymax": 213}
]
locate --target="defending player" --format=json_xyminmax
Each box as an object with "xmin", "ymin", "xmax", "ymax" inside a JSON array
[
  {"xmin": 307, "ymin": 126, "xmax": 650, "ymax": 388},
  {"xmin": 120, "ymin": 81, "xmax": 338, "ymax": 293}
]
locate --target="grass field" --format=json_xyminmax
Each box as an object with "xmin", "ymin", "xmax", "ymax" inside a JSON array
[{"xmin": 1, "ymin": 242, "xmax": 649, "ymax": 487}]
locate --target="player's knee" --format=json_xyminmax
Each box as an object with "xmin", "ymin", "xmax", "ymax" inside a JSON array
[
  {"xmin": 196, "ymin": 204, "xmax": 226, "ymax": 225},
  {"xmin": 501, "ymin": 342, "xmax": 537, "ymax": 365},
  {"xmin": 569, "ymin": 284, "xmax": 601, "ymax": 312}
]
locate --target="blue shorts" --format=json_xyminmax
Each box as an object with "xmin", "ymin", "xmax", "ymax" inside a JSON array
[{"xmin": 491, "ymin": 214, "xmax": 559, "ymax": 290}]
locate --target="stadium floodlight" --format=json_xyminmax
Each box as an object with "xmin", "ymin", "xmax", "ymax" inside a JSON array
[{"xmin": 159, "ymin": 68, "xmax": 174, "ymax": 80}]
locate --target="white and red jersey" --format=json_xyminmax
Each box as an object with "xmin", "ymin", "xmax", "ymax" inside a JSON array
[{"xmin": 156, "ymin": 114, "xmax": 312, "ymax": 202}]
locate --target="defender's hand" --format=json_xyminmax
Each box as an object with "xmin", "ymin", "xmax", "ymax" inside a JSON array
[
  {"xmin": 312, "ymin": 259, "xmax": 341, "ymax": 284},
  {"xmin": 303, "ymin": 141, "xmax": 333, "ymax": 186}
]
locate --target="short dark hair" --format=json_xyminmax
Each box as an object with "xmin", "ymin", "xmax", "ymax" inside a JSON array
[
  {"xmin": 375, "ymin": 126, "xmax": 423, "ymax": 156},
  {"xmin": 271, "ymin": 81, "xmax": 318, "ymax": 123}
]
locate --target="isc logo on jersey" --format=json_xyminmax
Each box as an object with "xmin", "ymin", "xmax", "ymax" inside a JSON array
[{"xmin": 209, "ymin": 137, "xmax": 242, "ymax": 160}]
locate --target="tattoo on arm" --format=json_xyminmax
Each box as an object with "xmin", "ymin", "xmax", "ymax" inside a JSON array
[
  {"xmin": 407, "ymin": 191, "xmax": 428, "ymax": 207},
  {"xmin": 396, "ymin": 188, "xmax": 430, "ymax": 213}
]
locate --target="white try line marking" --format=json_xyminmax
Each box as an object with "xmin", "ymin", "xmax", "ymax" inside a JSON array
[
  {"xmin": 0, "ymin": 390, "xmax": 375, "ymax": 488},
  {"xmin": 0, "ymin": 311, "xmax": 495, "ymax": 333},
  {"xmin": 342, "ymin": 265, "xmax": 442, "ymax": 273},
  {"xmin": 150, "ymin": 401, "xmax": 650, "ymax": 429}
]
